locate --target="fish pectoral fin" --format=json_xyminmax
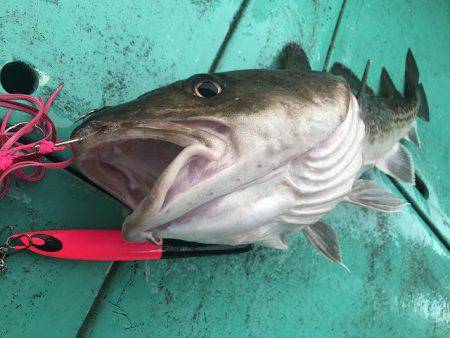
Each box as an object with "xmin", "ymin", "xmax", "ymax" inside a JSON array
[
  {"xmin": 376, "ymin": 143, "xmax": 415, "ymax": 184},
  {"xmin": 345, "ymin": 179, "xmax": 407, "ymax": 212},
  {"xmin": 404, "ymin": 121, "xmax": 421, "ymax": 148},
  {"xmin": 260, "ymin": 234, "xmax": 288, "ymax": 250},
  {"xmin": 280, "ymin": 42, "xmax": 311, "ymax": 71},
  {"xmin": 302, "ymin": 222, "xmax": 349, "ymax": 271}
]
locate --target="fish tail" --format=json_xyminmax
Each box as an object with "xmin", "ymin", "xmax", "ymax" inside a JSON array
[{"xmin": 405, "ymin": 49, "xmax": 429, "ymax": 121}]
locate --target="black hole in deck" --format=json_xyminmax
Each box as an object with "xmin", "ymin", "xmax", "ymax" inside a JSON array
[
  {"xmin": 415, "ymin": 172, "xmax": 429, "ymax": 200},
  {"xmin": 0, "ymin": 61, "xmax": 38, "ymax": 94}
]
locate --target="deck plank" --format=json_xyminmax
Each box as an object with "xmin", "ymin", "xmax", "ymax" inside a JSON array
[
  {"xmin": 216, "ymin": 0, "xmax": 344, "ymax": 71},
  {"xmin": 0, "ymin": 0, "xmax": 246, "ymax": 336},
  {"xmin": 326, "ymin": 0, "xmax": 450, "ymax": 244}
]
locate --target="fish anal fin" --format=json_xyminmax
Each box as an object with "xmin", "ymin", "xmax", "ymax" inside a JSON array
[
  {"xmin": 345, "ymin": 179, "xmax": 407, "ymax": 212},
  {"xmin": 303, "ymin": 222, "xmax": 349, "ymax": 271},
  {"xmin": 260, "ymin": 234, "xmax": 288, "ymax": 250},
  {"xmin": 280, "ymin": 42, "xmax": 311, "ymax": 72},
  {"xmin": 417, "ymin": 83, "xmax": 430, "ymax": 122},
  {"xmin": 376, "ymin": 143, "xmax": 415, "ymax": 184}
]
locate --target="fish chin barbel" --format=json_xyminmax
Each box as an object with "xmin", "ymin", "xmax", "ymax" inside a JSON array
[{"xmin": 71, "ymin": 43, "xmax": 428, "ymax": 267}]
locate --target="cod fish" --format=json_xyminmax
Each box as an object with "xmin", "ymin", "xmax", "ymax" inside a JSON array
[{"xmin": 72, "ymin": 43, "xmax": 428, "ymax": 266}]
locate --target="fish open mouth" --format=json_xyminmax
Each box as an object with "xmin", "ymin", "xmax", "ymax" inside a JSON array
[{"xmin": 72, "ymin": 120, "xmax": 233, "ymax": 240}]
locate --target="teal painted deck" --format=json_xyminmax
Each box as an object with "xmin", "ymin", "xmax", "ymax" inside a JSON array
[{"xmin": 0, "ymin": 1, "xmax": 449, "ymax": 337}]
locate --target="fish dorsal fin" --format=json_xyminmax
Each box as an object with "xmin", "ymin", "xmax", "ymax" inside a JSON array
[
  {"xmin": 303, "ymin": 222, "xmax": 349, "ymax": 271},
  {"xmin": 405, "ymin": 49, "xmax": 419, "ymax": 97},
  {"xmin": 331, "ymin": 62, "xmax": 375, "ymax": 95},
  {"xmin": 380, "ymin": 68, "xmax": 402, "ymax": 99},
  {"xmin": 280, "ymin": 42, "xmax": 311, "ymax": 72},
  {"xmin": 345, "ymin": 179, "xmax": 407, "ymax": 212},
  {"xmin": 260, "ymin": 234, "xmax": 288, "ymax": 250},
  {"xmin": 404, "ymin": 49, "xmax": 429, "ymax": 122},
  {"xmin": 404, "ymin": 121, "xmax": 421, "ymax": 148},
  {"xmin": 376, "ymin": 143, "xmax": 415, "ymax": 184},
  {"xmin": 358, "ymin": 59, "xmax": 372, "ymax": 105}
]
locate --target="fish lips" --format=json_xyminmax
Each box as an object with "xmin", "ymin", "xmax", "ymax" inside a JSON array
[{"xmin": 71, "ymin": 119, "xmax": 231, "ymax": 241}]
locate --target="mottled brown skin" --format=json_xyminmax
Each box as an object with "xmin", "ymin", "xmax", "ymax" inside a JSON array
[
  {"xmin": 362, "ymin": 96, "xmax": 419, "ymax": 143},
  {"xmin": 72, "ymin": 69, "xmax": 349, "ymax": 140},
  {"xmin": 71, "ymin": 68, "xmax": 354, "ymax": 243}
]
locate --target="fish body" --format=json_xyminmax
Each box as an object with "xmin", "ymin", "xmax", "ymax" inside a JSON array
[{"xmin": 72, "ymin": 44, "xmax": 428, "ymax": 264}]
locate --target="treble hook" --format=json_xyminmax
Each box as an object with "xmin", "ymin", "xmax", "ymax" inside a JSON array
[
  {"xmin": 0, "ymin": 226, "xmax": 29, "ymax": 275},
  {"xmin": 0, "ymin": 225, "xmax": 13, "ymax": 274}
]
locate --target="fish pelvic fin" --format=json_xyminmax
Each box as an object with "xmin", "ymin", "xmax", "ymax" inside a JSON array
[
  {"xmin": 280, "ymin": 42, "xmax": 311, "ymax": 72},
  {"xmin": 380, "ymin": 68, "xmax": 402, "ymax": 99},
  {"xmin": 376, "ymin": 143, "xmax": 415, "ymax": 184},
  {"xmin": 331, "ymin": 62, "xmax": 375, "ymax": 96},
  {"xmin": 404, "ymin": 121, "xmax": 421, "ymax": 148},
  {"xmin": 405, "ymin": 49, "xmax": 429, "ymax": 121},
  {"xmin": 345, "ymin": 179, "xmax": 407, "ymax": 212},
  {"xmin": 303, "ymin": 222, "xmax": 349, "ymax": 272}
]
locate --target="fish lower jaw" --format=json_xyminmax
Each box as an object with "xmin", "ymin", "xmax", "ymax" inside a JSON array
[
  {"xmin": 72, "ymin": 125, "xmax": 237, "ymax": 242},
  {"xmin": 121, "ymin": 145, "xmax": 223, "ymax": 241}
]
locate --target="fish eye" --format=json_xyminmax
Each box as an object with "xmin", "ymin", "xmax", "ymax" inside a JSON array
[{"xmin": 194, "ymin": 80, "xmax": 222, "ymax": 98}]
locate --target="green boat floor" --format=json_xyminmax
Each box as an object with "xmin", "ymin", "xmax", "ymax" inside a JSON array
[
  {"xmin": 0, "ymin": 0, "xmax": 244, "ymax": 141},
  {"xmin": 0, "ymin": 169, "xmax": 126, "ymax": 337},
  {"xmin": 0, "ymin": 0, "xmax": 449, "ymax": 337}
]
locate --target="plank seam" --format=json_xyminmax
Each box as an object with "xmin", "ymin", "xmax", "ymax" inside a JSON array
[
  {"xmin": 76, "ymin": 262, "xmax": 121, "ymax": 337},
  {"xmin": 322, "ymin": 0, "xmax": 347, "ymax": 71},
  {"xmin": 208, "ymin": 0, "xmax": 251, "ymax": 73},
  {"xmin": 390, "ymin": 177, "xmax": 450, "ymax": 251}
]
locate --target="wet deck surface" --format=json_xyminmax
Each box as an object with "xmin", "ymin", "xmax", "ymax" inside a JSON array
[{"xmin": 0, "ymin": 1, "xmax": 449, "ymax": 337}]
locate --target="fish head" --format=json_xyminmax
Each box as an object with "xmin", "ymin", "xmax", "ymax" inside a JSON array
[{"xmin": 71, "ymin": 70, "xmax": 351, "ymax": 242}]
